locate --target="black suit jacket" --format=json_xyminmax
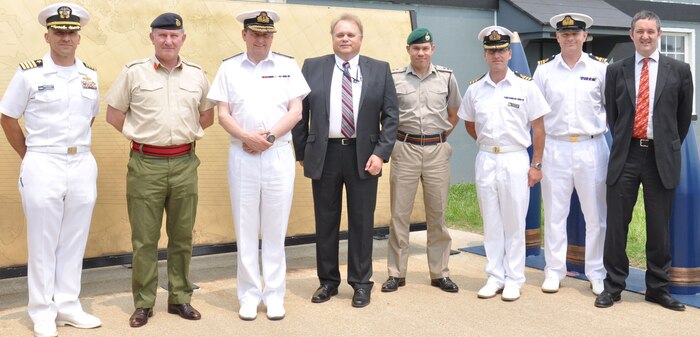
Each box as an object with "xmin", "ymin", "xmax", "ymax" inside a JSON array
[
  {"xmin": 606, "ymin": 54, "xmax": 693, "ymax": 189},
  {"xmin": 292, "ymin": 54, "xmax": 399, "ymax": 180}
]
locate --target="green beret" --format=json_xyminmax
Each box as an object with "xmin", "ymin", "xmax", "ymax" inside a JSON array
[{"xmin": 407, "ymin": 28, "xmax": 433, "ymax": 45}]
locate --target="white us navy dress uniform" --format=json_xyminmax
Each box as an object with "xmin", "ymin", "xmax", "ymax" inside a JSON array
[
  {"xmin": 533, "ymin": 12, "xmax": 608, "ymax": 294},
  {"xmin": 458, "ymin": 26, "xmax": 550, "ymax": 299},
  {"xmin": 0, "ymin": 3, "xmax": 101, "ymax": 336},
  {"xmin": 207, "ymin": 14, "xmax": 310, "ymax": 318}
]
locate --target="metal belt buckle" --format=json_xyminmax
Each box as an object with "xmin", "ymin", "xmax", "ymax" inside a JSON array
[
  {"xmin": 569, "ymin": 136, "xmax": 579, "ymax": 142},
  {"xmin": 639, "ymin": 139, "xmax": 650, "ymax": 148},
  {"xmin": 67, "ymin": 146, "xmax": 77, "ymax": 154},
  {"xmin": 341, "ymin": 138, "xmax": 351, "ymax": 145},
  {"xmin": 493, "ymin": 146, "xmax": 501, "ymax": 154}
]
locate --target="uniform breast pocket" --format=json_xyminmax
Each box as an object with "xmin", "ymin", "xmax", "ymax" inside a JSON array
[
  {"xmin": 30, "ymin": 90, "xmax": 62, "ymax": 119},
  {"xmin": 134, "ymin": 82, "xmax": 165, "ymax": 107},
  {"xmin": 179, "ymin": 82, "xmax": 203, "ymax": 109},
  {"xmin": 396, "ymin": 84, "xmax": 418, "ymax": 111},
  {"xmin": 427, "ymin": 87, "xmax": 448, "ymax": 112},
  {"xmin": 78, "ymin": 89, "xmax": 98, "ymax": 118}
]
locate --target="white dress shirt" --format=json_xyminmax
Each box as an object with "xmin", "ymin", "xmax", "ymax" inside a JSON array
[
  {"xmin": 635, "ymin": 50, "xmax": 659, "ymax": 139},
  {"xmin": 329, "ymin": 54, "xmax": 362, "ymax": 138}
]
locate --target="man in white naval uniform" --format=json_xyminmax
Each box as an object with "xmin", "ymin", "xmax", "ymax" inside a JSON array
[
  {"xmin": 459, "ymin": 26, "xmax": 550, "ymax": 302},
  {"xmin": 0, "ymin": 3, "xmax": 101, "ymax": 337},
  {"xmin": 533, "ymin": 13, "xmax": 608, "ymax": 295},
  {"xmin": 207, "ymin": 10, "xmax": 310, "ymax": 321}
]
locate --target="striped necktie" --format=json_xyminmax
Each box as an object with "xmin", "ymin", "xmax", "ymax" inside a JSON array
[
  {"xmin": 632, "ymin": 58, "xmax": 650, "ymax": 139},
  {"xmin": 341, "ymin": 61, "xmax": 355, "ymax": 138}
]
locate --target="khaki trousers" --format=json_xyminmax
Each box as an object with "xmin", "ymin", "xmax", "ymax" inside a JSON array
[
  {"xmin": 387, "ymin": 141, "xmax": 452, "ymax": 279},
  {"xmin": 126, "ymin": 150, "xmax": 200, "ymax": 308}
]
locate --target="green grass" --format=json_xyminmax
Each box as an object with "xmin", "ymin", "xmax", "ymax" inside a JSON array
[{"xmin": 446, "ymin": 183, "xmax": 647, "ymax": 268}]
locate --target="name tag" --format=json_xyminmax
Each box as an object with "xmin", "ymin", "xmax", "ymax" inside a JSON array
[
  {"xmin": 261, "ymin": 75, "xmax": 290, "ymax": 79},
  {"xmin": 504, "ymin": 96, "xmax": 524, "ymax": 101},
  {"xmin": 508, "ymin": 102, "xmax": 520, "ymax": 108},
  {"xmin": 38, "ymin": 84, "xmax": 54, "ymax": 91},
  {"xmin": 580, "ymin": 76, "xmax": 597, "ymax": 81}
]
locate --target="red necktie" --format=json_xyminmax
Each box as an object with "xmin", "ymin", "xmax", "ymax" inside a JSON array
[
  {"xmin": 632, "ymin": 58, "xmax": 650, "ymax": 139},
  {"xmin": 340, "ymin": 62, "xmax": 355, "ymax": 138}
]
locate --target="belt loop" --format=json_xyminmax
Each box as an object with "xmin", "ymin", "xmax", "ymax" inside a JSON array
[
  {"xmin": 135, "ymin": 141, "xmax": 144, "ymax": 158},
  {"xmin": 190, "ymin": 141, "xmax": 196, "ymax": 158}
]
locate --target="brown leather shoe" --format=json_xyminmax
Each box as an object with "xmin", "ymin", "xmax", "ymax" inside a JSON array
[
  {"xmin": 167, "ymin": 303, "xmax": 202, "ymax": 320},
  {"xmin": 129, "ymin": 308, "xmax": 153, "ymax": 328}
]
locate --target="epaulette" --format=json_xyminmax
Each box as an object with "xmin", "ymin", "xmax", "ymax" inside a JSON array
[
  {"xmin": 391, "ymin": 67, "xmax": 406, "ymax": 74},
  {"xmin": 435, "ymin": 65, "xmax": 453, "ymax": 73},
  {"xmin": 223, "ymin": 52, "xmax": 244, "ymax": 62},
  {"xmin": 181, "ymin": 60, "xmax": 202, "ymax": 70},
  {"xmin": 19, "ymin": 59, "xmax": 43, "ymax": 71},
  {"xmin": 126, "ymin": 58, "xmax": 150, "ymax": 68},
  {"xmin": 588, "ymin": 53, "xmax": 608, "ymax": 63},
  {"xmin": 515, "ymin": 72, "xmax": 532, "ymax": 81},
  {"xmin": 82, "ymin": 62, "xmax": 96, "ymax": 71},
  {"xmin": 273, "ymin": 52, "xmax": 294, "ymax": 59},
  {"xmin": 469, "ymin": 73, "xmax": 486, "ymax": 85},
  {"xmin": 537, "ymin": 55, "xmax": 556, "ymax": 65}
]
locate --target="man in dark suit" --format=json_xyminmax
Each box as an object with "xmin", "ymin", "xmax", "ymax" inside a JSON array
[
  {"xmin": 595, "ymin": 10, "xmax": 693, "ymax": 311},
  {"xmin": 292, "ymin": 13, "xmax": 398, "ymax": 308}
]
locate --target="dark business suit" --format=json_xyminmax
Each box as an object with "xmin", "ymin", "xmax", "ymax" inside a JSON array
[
  {"xmin": 604, "ymin": 54, "xmax": 693, "ymax": 295},
  {"xmin": 292, "ymin": 54, "xmax": 398, "ymax": 290}
]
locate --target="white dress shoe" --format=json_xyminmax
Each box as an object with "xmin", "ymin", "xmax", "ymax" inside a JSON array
[
  {"xmin": 239, "ymin": 304, "xmax": 258, "ymax": 321},
  {"xmin": 501, "ymin": 285, "xmax": 521, "ymax": 301},
  {"xmin": 477, "ymin": 283, "xmax": 503, "ymax": 299},
  {"xmin": 34, "ymin": 321, "xmax": 57, "ymax": 337},
  {"xmin": 266, "ymin": 304, "xmax": 285, "ymax": 320},
  {"xmin": 541, "ymin": 276, "xmax": 560, "ymax": 293},
  {"xmin": 56, "ymin": 311, "xmax": 102, "ymax": 329},
  {"xmin": 590, "ymin": 278, "xmax": 604, "ymax": 295}
]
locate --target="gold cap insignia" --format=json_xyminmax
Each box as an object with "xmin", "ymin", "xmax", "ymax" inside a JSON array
[
  {"xmin": 257, "ymin": 12, "xmax": 270, "ymax": 24},
  {"xmin": 562, "ymin": 15, "xmax": 575, "ymax": 27},
  {"xmin": 58, "ymin": 6, "xmax": 72, "ymax": 19},
  {"xmin": 488, "ymin": 30, "xmax": 501, "ymax": 42},
  {"xmin": 175, "ymin": 18, "xmax": 181, "ymax": 27}
]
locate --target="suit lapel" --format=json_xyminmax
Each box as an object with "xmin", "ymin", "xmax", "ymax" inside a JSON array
[
  {"xmin": 323, "ymin": 55, "xmax": 334, "ymax": 117},
  {"xmin": 358, "ymin": 56, "xmax": 370, "ymax": 113},
  {"xmin": 654, "ymin": 55, "xmax": 670, "ymax": 108},
  {"xmin": 623, "ymin": 57, "xmax": 636, "ymax": 109}
]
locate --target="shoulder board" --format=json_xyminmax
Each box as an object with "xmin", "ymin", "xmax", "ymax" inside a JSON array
[
  {"xmin": 514, "ymin": 72, "xmax": 532, "ymax": 81},
  {"xmin": 272, "ymin": 52, "xmax": 293, "ymax": 59},
  {"xmin": 469, "ymin": 73, "xmax": 486, "ymax": 85},
  {"xmin": 391, "ymin": 67, "xmax": 406, "ymax": 74},
  {"xmin": 588, "ymin": 53, "xmax": 608, "ymax": 63},
  {"xmin": 223, "ymin": 52, "xmax": 244, "ymax": 62},
  {"xmin": 126, "ymin": 58, "xmax": 150, "ymax": 68},
  {"xmin": 538, "ymin": 55, "xmax": 556, "ymax": 65},
  {"xmin": 19, "ymin": 59, "xmax": 43, "ymax": 71},
  {"xmin": 181, "ymin": 60, "xmax": 202, "ymax": 70},
  {"xmin": 435, "ymin": 65, "xmax": 453, "ymax": 73},
  {"xmin": 82, "ymin": 62, "xmax": 96, "ymax": 71}
]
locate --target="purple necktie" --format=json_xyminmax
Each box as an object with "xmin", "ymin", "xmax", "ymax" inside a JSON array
[{"xmin": 340, "ymin": 62, "xmax": 355, "ymax": 138}]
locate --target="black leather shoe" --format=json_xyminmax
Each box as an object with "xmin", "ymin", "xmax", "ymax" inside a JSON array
[
  {"xmin": 381, "ymin": 277, "xmax": 406, "ymax": 292},
  {"xmin": 129, "ymin": 308, "xmax": 153, "ymax": 328},
  {"xmin": 168, "ymin": 303, "xmax": 202, "ymax": 320},
  {"xmin": 431, "ymin": 277, "xmax": 459, "ymax": 293},
  {"xmin": 311, "ymin": 284, "xmax": 338, "ymax": 303},
  {"xmin": 594, "ymin": 291, "xmax": 621, "ymax": 308},
  {"xmin": 645, "ymin": 292, "xmax": 686, "ymax": 311},
  {"xmin": 352, "ymin": 288, "xmax": 371, "ymax": 308}
]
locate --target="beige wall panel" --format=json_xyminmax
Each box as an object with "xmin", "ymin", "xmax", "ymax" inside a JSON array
[{"xmin": 0, "ymin": 0, "xmax": 427, "ymax": 268}]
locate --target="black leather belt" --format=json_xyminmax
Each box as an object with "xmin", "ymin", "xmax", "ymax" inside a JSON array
[
  {"xmin": 397, "ymin": 130, "xmax": 446, "ymax": 146},
  {"xmin": 328, "ymin": 138, "xmax": 356, "ymax": 145},
  {"xmin": 632, "ymin": 138, "xmax": 653, "ymax": 148}
]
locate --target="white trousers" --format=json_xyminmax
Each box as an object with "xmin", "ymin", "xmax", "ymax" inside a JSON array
[
  {"xmin": 20, "ymin": 151, "xmax": 97, "ymax": 324},
  {"xmin": 228, "ymin": 143, "xmax": 295, "ymax": 308},
  {"xmin": 475, "ymin": 150, "xmax": 529, "ymax": 288},
  {"xmin": 541, "ymin": 136, "xmax": 608, "ymax": 281}
]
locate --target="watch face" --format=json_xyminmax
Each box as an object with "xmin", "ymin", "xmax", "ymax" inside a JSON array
[{"xmin": 267, "ymin": 134, "xmax": 276, "ymax": 143}]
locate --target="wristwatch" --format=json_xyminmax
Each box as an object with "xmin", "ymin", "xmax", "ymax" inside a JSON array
[
  {"xmin": 266, "ymin": 133, "xmax": 276, "ymax": 143},
  {"xmin": 530, "ymin": 162, "xmax": 542, "ymax": 170}
]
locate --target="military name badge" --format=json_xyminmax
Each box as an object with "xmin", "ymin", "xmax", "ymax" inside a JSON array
[
  {"xmin": 507, "ymin": 102, "xmax": 520, "ymax": 108},
  {"xmin": 82, "ymin": 76, "xmax": 97, "ymax": 90},
  {"xmin": 261, "ymin": 74, "xmax": 291, "ymax": 79},
  {"xmin": 38, "ymin": 84, "xmax": 55, "ymax": 91},
  {"xmin": 580, "ymin": 76, "xmax": 597, "ymax": 81}
]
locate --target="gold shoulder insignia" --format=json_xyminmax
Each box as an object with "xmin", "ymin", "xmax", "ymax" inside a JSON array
[
  {"xmin": 181, "ymin": 60, "xmax": 202, "ymax": 70},
  {"xmin": 515, "ymin": 72, "xmax": 532, "ymax": 81},
  {"xmin": 537, "ymin": 55, "xmax": 556, "ymax": 65},
  {"xmin": 126, "ymin": 58, "xmax": 150, "ymax": 68},
  {"xmin": 82, "ymin": 62, "xmax": 96, "ymax": 71},
  {"xmin": 435, "ymin": 65, "xmax": 453, "ymax": 73},
  {"xmin": 469, "ymin": 73, "xmax": 486, "ymax": 85},
  {"xmin": 223, "ymin": 52, "xmax": 244, "ymax": 62},
  {"xmin": 272, "ymin": 52, "xmax": 294, "ymax": 59},
  {"xmin": 19, "ymin": 59, "xmax": 43, "ymax": 71},
  {"xmin": 391, "ymin": 67, "xmax": 406, "ymax": 74},
  {"xmin": 588, "ymin": 53, "xmax": 608, "ymax": 63}
]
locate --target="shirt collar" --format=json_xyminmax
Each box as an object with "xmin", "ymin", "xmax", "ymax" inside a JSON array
[
  {"xmin": 406, "ymin": 63, "xmax": 436, "ymax": 77},
  {"xmin": 485, "ymin": 68, "xmax": 515, "ymax": 87},
  {"xmin": 151, "ymin": 55, "xmax": 183, "ymax": 71},
  {"xmin": 635, "ymin": 50, "xmax": 659, "ymax": 64},
  {"xmin": 335, "ymin": 54, "xmax": 360, "ymax": 70},
  {"xmin": 42, "ymin": 52, "xmax": 89, "ymax": 75},
  {"xmin": 243, "ymin": 51, "xmax": 274, "ymax": 67}
]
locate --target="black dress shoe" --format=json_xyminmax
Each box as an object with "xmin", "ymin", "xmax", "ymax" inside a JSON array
[
  {"xmin": 129, "ymin": 308, "xmax": 153, "ymax": 328},
  {"xmin": 594, "ymin": 291, "xmax": 621, "ymax": 308},
  {"xmin": 311, "ymin": 284, "xmax": 338, "ymax": 303},
  {"xmin": 168, "ymin": 303, "xmax": 202, "ymax": 320},
  {"xmin": 431, "ymin": 277, "xmax": 459, "ymax": 293},
  {"xmin": 645, "ymin": 292, "xmax": 686, "ymax": 311},
  {"xmin": 352, "ymin": 288, "xmax": 371, "ymax": 308},
  {"xmin": 381, "ymin": 277, "xmax": 406, "ymax": 292}
]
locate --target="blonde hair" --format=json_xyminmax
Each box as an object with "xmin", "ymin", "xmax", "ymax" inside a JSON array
[{"xmin": 330, "ymin": 13, "xmax": 363, "ymax": 36}]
